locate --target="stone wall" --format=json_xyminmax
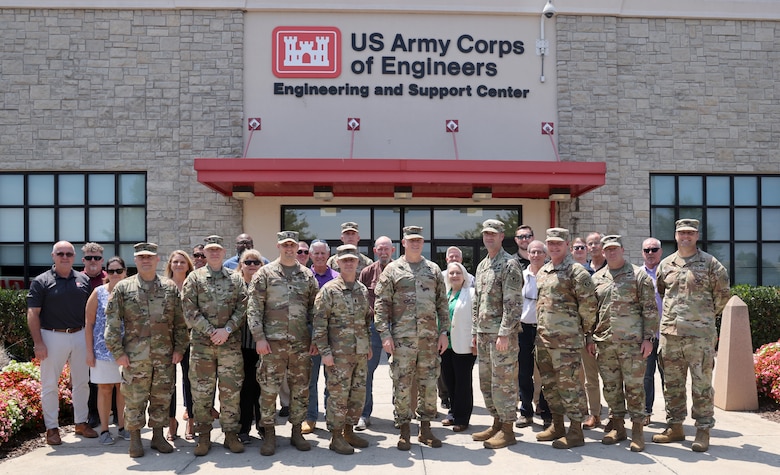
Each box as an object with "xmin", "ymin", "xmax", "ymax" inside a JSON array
[
  {"xmin": 0, "ymin": 9, "xmax": 244, "ymax": 252},
  {"xmin": 557, "ymin": 16, "xmax": 780, "ymax": 260}
]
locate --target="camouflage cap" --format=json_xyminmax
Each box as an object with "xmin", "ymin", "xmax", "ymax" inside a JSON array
[
  {"xmin": 277, "ymin": 230, "xmax": 299, "ymax": 244},
  {"xmin": 341, "ymin": 222, "xmax": 359, "ymax": 233},
  {"xmin": 675, "ymin": 218, "xmax": 700, "ymax": 232},
  {"xmin": 203, "ymin": 235, "xmax": 224, "ymax": 250},
  {"xmin": 545, "ymin": 227, "xmax": 570, "ymax": 242},
  {"xmin": 133, "ymin": 242, "xmax": 158, "ymax": 256},
  {"xmin": 601, "ymin": 234, "xmax": 623, "ymax": 249},
  {"xmin": 481, "ymin": 219, "xmax": 505, "ymax": 234},
  {"xmin": 402, "ymin": 225, "xmax": 424, "ymax": 240},
  {"xmin": 335, "ymin": 244, "xmax": 359, "ymax": 261}
]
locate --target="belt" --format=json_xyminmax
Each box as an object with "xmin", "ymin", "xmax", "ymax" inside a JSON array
[{"xmin": 43, "ymin": 327, "xmax": 84, "ymax": 333}]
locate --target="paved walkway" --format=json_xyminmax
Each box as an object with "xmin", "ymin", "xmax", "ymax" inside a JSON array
[{"xmin": 2, "ymin": 354, "xmax": 779, "ymax": 474}]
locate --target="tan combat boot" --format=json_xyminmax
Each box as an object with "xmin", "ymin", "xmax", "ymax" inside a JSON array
[
  {"xmin": 291, "ymin": 423, "xmax": 311, "ymax": 451},
  {"xmin": 150, "ymin": 427, "xmax": 174, "ymax": 453},
  {"xmin": 691, "ymin": 428, "xmax": 710, "ymax": 452},
  {"xmin": 472, "ymin": 417, "xmax": 501, "ymax": 442},
  {"xmin": 224, "ymin": 432, "xmax": 245, "ymax": 453},
  {"xmin": 552, "ymin": 420, "xmax": 585, "ymax": 449},
  {"xmin": 343, "ymin": 424, "xmax": 369, "ymax": 448},
  {"xmin": 397, "ymin": 423, "xmax": 411, "ymax": 451},
  {"xmin": 329, "ymin": 426, "xmax": 354, "ymax": 455},
  {"xmin": 630, "ymin": 421, "xmax": 645, "ymax": 452},
  {"xmin": 484, "ymin": 422, "xmax": 517, "ymax": 449},
  {"xmin": 418, "ymin": 421, "xmax": 442, "ymax": 448},
  {"xmin": 128, "ymin": 429, "xmax": 144, "ymax": 458},
  {"xmin": 260, "ymin": 425, "xmax": 276, "ymax": 456},
  {"xmin": 601, "ymin": 418, "xmax": 627, "ymax": 445},
  {"xmin": 652, "ymin": 423, "xmax": 685, "ymax": 443},
  {"xmin": 194, "ymin": 427, "xmax": 212, "ymax": 456},
  {"xmin": 537, "ymin": 414, "xmax": 565, "ymax": 442}
]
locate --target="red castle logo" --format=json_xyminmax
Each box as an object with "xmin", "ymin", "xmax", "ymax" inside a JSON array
[{"xmin": 272, "ymin": 26, "xmax": 341, "ymax": 78}]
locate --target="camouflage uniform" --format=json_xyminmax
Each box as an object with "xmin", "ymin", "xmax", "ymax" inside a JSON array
[
  {"xmin": 247, "ymin": 259, "xmax": 319, "ymax": 425},
  {"xmin": 374, "ymin": 256, "xmax": 449, "ymax": 425},
  {"xmin": 105, "ymin": 274, "xmax": 189, "ymax": 431},
  {"xmin": 473, "ymin": 248, "xmax": 524, "ymax": 423},
  {"xmin": 535, "ymin": 253, "xmax": 598, "ymax": 422},
  {"xmin": 657, "ymin": 249, "xmax": 730, "ymax": 429},
  {"xmin": 592, "ymin": 261, "xmax": 658, "ymax": 422},
  {"xmin": 312, "ymin": 276, "xmax": 371, "ymax": 431},
  {"xmin": 181, "ymin": 266, "xmax": 247, "ymax": 433},
  {"xmin": 327, "ymin": 252, "xmax": 373, "ymax": 275}
]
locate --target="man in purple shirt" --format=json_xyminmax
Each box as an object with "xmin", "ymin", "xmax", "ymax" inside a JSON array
[{"xmin": 302, "ymin": 239, "xmax": 339, "ymax": 434}]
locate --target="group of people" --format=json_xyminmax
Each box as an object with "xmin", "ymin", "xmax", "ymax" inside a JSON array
[{"xmin": 25, "ymin": 216, "xmax": 730, "ymax": 459}]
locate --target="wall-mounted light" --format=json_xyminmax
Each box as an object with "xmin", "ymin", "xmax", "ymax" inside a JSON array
[
  {"xmin": 472, "ymin": 187, "xmax": 492, "ymax": 201},
  {"xmin": 232, "ymin": 185, "xmax": 254, "ymax": 200},
  {"xmin": 549, "ymin": 188, "xmax": 571, "ymax": 201},
  {"xmin": 394, "ymin": 186, "xmax": 413, "ymax": 199},
  {"xmin": 313, "ymin": 186, "xmax": 334, "ymax": 201}
]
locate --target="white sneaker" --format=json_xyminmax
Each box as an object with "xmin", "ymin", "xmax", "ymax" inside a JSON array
[
  {"xmin": 99, "ymin": 431, "xmax": 115, "ymax": 445},
  {"xmin": 116, "ymin": 428, "xmax": 131, "ymax": 441},
  {"xmin": 355, "ymin": 417, "xmax": 370, "ymax": 431}
]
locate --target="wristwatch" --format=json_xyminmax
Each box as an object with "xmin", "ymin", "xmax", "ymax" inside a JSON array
[{"xmin": 225, "ymin": 325, "xmax": 233, "ymax": 335}]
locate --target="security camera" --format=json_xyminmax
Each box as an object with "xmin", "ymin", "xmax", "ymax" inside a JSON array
[{"xmin": 542, "ymin": 0, "xmax": 556, "ymax": 19}]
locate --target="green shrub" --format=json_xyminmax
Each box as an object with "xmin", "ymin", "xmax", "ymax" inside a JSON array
[
  {"xmin": 0, "ymin": 289, "xmax": 33, "ymax": 362},
  {"xmin": 729, "ymin": 285, "xmax": 780, "ymax": 351}
]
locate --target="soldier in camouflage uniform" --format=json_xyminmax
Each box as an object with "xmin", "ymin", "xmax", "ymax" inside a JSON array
[
  {"xmin": 535, "ymin": 228, "xmax": 598, "ymax": 449},
  {"xmin": 181, "ymin": 235, "xmax": 247, "ymax": 456},
  {"xmin": 105, "ymin": 242, "xmax": 189, "ymax": 458},
  {"xmin": 652, "ymin": 219, "xmax": 730, "ymax": 452},
  {"xmin": 313, "ymin": 244, "xmax": 372, "ymax": 455},
  {"xmin": 374, "ymin": 225, "xmax": 450, "ymax": 451},
  {"xmin": 326, "ymin": 222, "xmax": 373, "ymax": 274},
  {"xmin": 248, "ymin": 231, "xmax": 320, "ymax": 456},
  {"xmin": 588, "ymin": 235, "xmax": 658, "ymax": 452},
  {"xmin": 471, "ymin": 219, "xmax": 524, "ymax": 449}
]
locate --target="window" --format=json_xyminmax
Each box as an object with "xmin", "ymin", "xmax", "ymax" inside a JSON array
[
  {"xmin": 650, "ymin": 174, "xmax": 780, "ymax": 286},
  {"xmin": 282, "ymin": 205, "xmax": 521, "ymax": 274},
  {"xmin": 0, "ymin": 172, "xmax": 147, "ymax": 288}
]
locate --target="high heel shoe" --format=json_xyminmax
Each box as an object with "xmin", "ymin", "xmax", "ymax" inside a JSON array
[{"xmin": 167, "ymin": 418, "xmax": 179, "ymax": 441}]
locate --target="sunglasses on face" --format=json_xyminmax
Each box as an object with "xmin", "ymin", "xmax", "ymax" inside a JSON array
[
  {"xmin": 243, "ymin": 260, "xmax": 261, "ymax": 266},
  {"xmin": 55, "ymin": 252, "xmax": 74, "ymax": 257},
  {"xmin": 643, "ymin": 247, "xmax": 661, "ymax": 254},
  {"xmin": 515, "ymin": 234, "xmax": 533, "ymax": 240},
  {"xmin": 297, "ymin": 250, "xmax": 309, "ymax": 255},
  {"xmin": 192, "ymin": 253, "xmax": 206, "ymax": 259},
  {"xmin": 572, "ymin": 245, "xmax": 586, "ymax": 251},
  {"xmin": 83, "ymin": 255, "xmax": 103, "ymax": 261},
  {"xmin": 106, "ymin": 268, "xmax": 125, "ymax": 275}
]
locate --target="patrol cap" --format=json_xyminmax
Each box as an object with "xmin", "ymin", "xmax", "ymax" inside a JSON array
[
  {"xmin": 203, "ymin": 235, "xmax": 224, "ymax": 250},
  {"xmin": 675, "ymin": 219, "xmax": 700, "ymax": 232},
  {"xmin": 481, "ymin": 219, "xmax": 505, "ymax": 234},
  {"xmin": 341, "ymin": 222, "xmax": 360, "ymax": 233},
  {"xmin": 133, "ymin": 242, "xmax": 158, "ymax": 256},
  {"xmin": 402, "ymin": 225, "xmax": 424, "ymax": 240},
  {"xmin": 277, "ymin": 230, "xmax": 299, "ymax": 244},
  {"xmin": 601, "ymin": 234, "xmax": 623, "ymax": 249},
  {"xmin": 335, "ymin": 244, "xmax": 359, "ymax": 261},
  {"xmin": 545, "ymin": 227, "xmax": 570, "ymax": 242}
]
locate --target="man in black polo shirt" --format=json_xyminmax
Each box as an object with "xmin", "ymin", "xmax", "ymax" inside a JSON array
[{"xmin": 27, "ymin": 241, "xmax": 98, "ymax": 445}]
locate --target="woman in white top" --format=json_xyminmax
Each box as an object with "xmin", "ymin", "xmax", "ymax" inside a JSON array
[{"xmin": 440, "ymin": 262, "xmax": 477, "ymax": 432}]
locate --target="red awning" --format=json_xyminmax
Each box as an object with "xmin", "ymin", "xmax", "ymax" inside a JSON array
[{"xmin": 194, "ymin": 158, "xmax": 606, "ymax": 199}]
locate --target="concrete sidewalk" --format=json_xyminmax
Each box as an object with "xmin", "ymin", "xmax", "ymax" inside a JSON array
[{"xmin": 2, "ymin": 355, "xmax": 779, "ymax": 474}]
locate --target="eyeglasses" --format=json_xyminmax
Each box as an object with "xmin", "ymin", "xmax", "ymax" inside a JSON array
[
  {"xmin": 297, "ymin": 250, "xmax": 309, "ymax": 255},
  {"xmin": 55, "ymin": 252, "xmax": 74, "ymax": 257},
  {"xmin": 192, "ymin": 253, "xmax": 206, "ymax": 259},
  {"xmin": 515, "ymin": 234, "xmax": 533, "ymax": 240},
  {"xmin": 572, "ymin": 245, "xmax": 586, "ymax": 251},
  {"xmin": 243, "ymin": 260, "xmax": 261, "ymax": 266},
  {"xmin": 83, "ymin": 255, "xmax": 103, "ymax": 261},
  {"xmin": 643, "ymin": 247, "xmax": 661, "ymax": 254},
  {"xmin": 106, "ymin": 268, "xmax": 125, "ymax": 275}
]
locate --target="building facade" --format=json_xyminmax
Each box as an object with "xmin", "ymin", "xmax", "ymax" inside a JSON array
[{"xmin": 0, "ymin": 1, "xmax": 778, "ymax": 287}]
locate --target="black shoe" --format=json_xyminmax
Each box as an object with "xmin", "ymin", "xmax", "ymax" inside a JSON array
[
  {"xmin": 88, "ymin": 414, "xmax": 100, "ymax": 428},
  {"xmin": 279, "ymin": 406, "xmax": 290, "ymax": 417},
  {"xmin": 441, "ymin": 400, "xmax": 451, "ymax": 410}
]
